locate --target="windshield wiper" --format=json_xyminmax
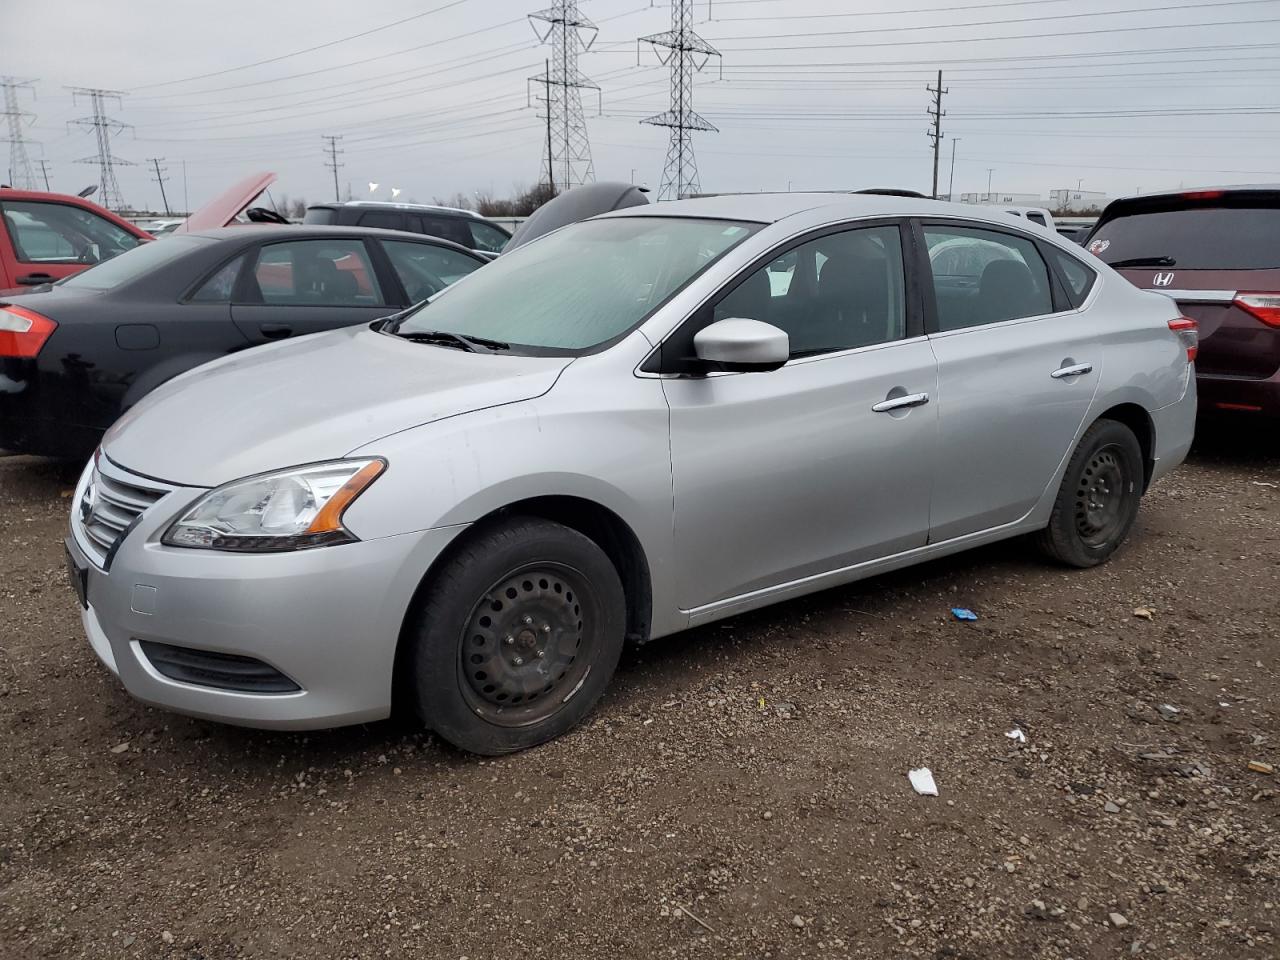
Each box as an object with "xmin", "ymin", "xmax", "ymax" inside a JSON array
[
  {"xmin": 1105, "ymin": 255, "xmax": 1176, "ymax": 268},
  {"xmin": 391, "ymin": 329, "xmax": 509, "ymax": 352}
]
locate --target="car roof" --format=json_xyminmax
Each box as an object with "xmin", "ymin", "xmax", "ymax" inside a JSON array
[
  {"xmin": 309, "ymin": 200, "xmax": 485, "ymax": 220},
  {"xmin": 183, "ymin": 224, "xmax": 483, "ymax": 256},
  {"xmin": 605, "ymin": 192, "xmax": 1039, "ymax": 227}
]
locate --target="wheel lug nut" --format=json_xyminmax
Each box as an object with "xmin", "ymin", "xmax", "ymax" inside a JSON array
[
  {"xmin": 522, "ymin": 615, "xmax": 534, "ymax": 626},
  {"xmin": 541, "ymin": 623, "xmax": 552, "ymax": 634},
  {"xmin": 513, "ymin": 656, "xmax": 524, "ymax": 666},
  {"xmin": 535, "ymin": 649, "xmax": 545, "ymax": 658},
  {"xmin": 504, "ymin": 636, "xmax": 514, "ymax": 646}
]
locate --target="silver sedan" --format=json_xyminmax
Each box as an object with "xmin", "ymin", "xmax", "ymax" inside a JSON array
[{"xmin": 66, "ymin": 193, "xmax": 1198, "ymax": 754}]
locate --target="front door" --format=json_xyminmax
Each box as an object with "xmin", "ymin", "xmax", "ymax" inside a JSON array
[
  {"xmin": 662, "ymin": 222, "xmax": 938, "ymax": 611},
  {"xmin": 919, "ymin": 221, "xmax": 1101, "ymax": 542},
  {"xmin": 231, "ymin": 237, "xmax": 394, "ymax": 344}
]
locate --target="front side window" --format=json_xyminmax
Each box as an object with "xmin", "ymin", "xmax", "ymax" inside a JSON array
[
  {"xmin": 392, "ymin": 217, "xmax": 759, "ymax": 354},
  {"xmin": 1, "ymin": 200, "xmax": 141, "ymax": 265},
  {"xmin": 382, "ymin": 240, "xmax": 482, "ymax": 303},
  {"xmin": 924, "ymin": 225, "xmax": 1054, "ymax": 331},
  {"xmin": 249, "ymin": 239, "xmax": 383, "ymax": 306},
  {"xmin": 469, "ymin": 220, "xmax": 510, "ymax": 254},
  {"xmin": 713, "ymin": 224, "xmax": 907, "ymax": 358}
]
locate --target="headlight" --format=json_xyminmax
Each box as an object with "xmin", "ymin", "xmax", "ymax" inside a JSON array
[{"xmin": 162, "ymin": 459, "xmax": 385, "ymax": 552}]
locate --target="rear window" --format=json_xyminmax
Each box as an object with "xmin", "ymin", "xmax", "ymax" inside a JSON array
[
  {"xmin": 302, "ymin": 207, "xmax": 337, "ymax": 225},
  {"xmin": 1088, "ymin": 201, "xmax": 1280, "ymax": 269},
  {"xmin": 58, "ymin": 235, "xmax": 210, "ymax": 291}
]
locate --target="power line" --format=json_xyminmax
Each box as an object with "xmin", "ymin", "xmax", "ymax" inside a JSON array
[
  {"xmin": 641, "ymin": 0, "xmax": 722, "ymax": 201},
  {"xmin": 135, "ymin": 0, "xmax": 472, "ymax": 90},
  {"xmin": 67, "ymin": 87, "xmax": 132, "ymax": 210},
  {"xmin": 322, "ymin": 135, "xmax": 344, "ymax": 202},
  {"xmin": 528, "ymin": 1, "xmax": 599, "ymax": 189},
  {"xmin": 1, "ymin": 76, "xmax": 39, "ymax": 190}
]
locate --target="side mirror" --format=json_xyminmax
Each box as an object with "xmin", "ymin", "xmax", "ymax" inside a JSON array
[{"xmin": 693, "ymin": 318, "xmax": 789, "ymax": 372}]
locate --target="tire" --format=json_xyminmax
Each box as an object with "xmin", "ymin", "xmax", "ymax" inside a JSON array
[
  {"xmin": 1037, "ymin": 419, "xmax": 1145, "ymax": 568},
  {"xmin": 406, "ymin": 516, "xmax": 626, "ymax": 755}
]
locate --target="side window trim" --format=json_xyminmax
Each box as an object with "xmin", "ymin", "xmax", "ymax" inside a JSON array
[
  {"xmin": 913, "ymin": 217, "xmax": 1065, "ymax": 336},
  {"xmin": 642, "ymin": 217, "xmax": 919, "ymax": 375}
]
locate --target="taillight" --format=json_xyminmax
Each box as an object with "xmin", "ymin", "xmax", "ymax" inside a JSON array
[
  {"xmin": 1168, "ymin": 316, "xmax": 1198, "ymax": 363},
  {"xmin": 1233, "ymin": 293, "xmax": 1280, "ymax": 329},
  {"xmin": 0, "ymin": 304, "xmax": 57, "ymax": 358}
]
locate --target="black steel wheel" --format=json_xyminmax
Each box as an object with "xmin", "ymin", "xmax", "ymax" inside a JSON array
[
  {"xmin": 1038, "ymin": 419, "xmax": 1144, "ymax": 568},
  {"xmin": 407, "ymin": 517, "xmax": 625, "ymax": 755}
]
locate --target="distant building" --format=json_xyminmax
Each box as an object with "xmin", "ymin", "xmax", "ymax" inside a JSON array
[
  {"xmin": 958, "ymin": 192, "xmax": 1043, "ymax": 205},
  {"xmin": 1050, "ymin": 189, "xmax": 1109, "ymax": 213}
]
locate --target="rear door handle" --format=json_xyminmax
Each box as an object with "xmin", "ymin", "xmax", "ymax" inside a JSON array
[
  {"xmin": 260, "ymin": 323, "xmax": 294, "ymax": 339},
  {"xmin": 1051, "ymin": 362, "xmax": 1093, "ymax": 379},
  {"xmin": 872, "ymin": 392, "xmax": 930, "ymax": 413}
]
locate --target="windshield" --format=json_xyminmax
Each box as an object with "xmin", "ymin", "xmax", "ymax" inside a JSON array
[
  {"xmin": 392, "ymin": 216, "xmax": 759, "ymax": 353},
  {"xmin": 1088, "ymin": 200, "xmax": 1280, "ymax": 270},
  {"xmin": 59, "ymin": 235, "xmax": 211, "ymax": 291}
]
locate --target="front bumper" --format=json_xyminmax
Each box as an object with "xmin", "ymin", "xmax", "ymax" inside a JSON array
[{"xmin": 67, "ymin": 466, "xmax": 465, "ymax": 730}]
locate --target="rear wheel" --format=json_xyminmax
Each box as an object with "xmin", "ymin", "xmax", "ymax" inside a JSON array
[
  {"xmin": 1037, "ymin": 419, "xmax": 1144, "ymax": 568},
  {"xmin": 407, "ymin": 517, "xmax": 625, "ymax": 755}
]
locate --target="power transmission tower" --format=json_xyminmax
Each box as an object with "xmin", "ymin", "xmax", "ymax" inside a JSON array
[
  {"xmin": 148, "ymin": 157, "xmax": 172, "ymax": 215},
  {"xmin": 640, "ymin": 0, "xmax": 721, "ymax": 201},
  {"xmin": 321, "ymin": 135, "xmax": 344, "ymax": 202},
  {"xmin": 927, "ymin": 70, "xmax": 948, "ymax": 200},
  {"xmin": 528, "ymin": 1, "xmax": 598, "ymax": 190},
  {"xmin": 528, "ymin": 58, "xmax": 557, "ymax": 193},
  {"xmin": 1, "ymin": 76, "xmax": 39, "ymax": 190},
  {"xmin": 67, "ymin": 87, "xmax": 133, "ymax": 210}
]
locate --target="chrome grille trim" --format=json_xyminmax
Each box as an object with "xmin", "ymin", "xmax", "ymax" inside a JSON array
[{"xmin": 73, "ymin": 458, "xmax": 174, "ymax": 569}]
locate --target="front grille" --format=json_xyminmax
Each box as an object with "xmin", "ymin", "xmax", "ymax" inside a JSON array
[
  {"xmin": 138, "ymin": 640, "xmax": 301, "ymax": 694},
  {"xmin": 75, "ymin": 458, "xmax": 172, "ymax": 568}
]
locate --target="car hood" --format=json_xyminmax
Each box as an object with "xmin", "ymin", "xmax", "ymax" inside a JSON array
[
  {"xmin": 102, "ymin": 325, "xmax": 571, "ymax": 487},
  {"xmin": 174, "ymin": 171, "xmax": 276, "ymax": 233}
]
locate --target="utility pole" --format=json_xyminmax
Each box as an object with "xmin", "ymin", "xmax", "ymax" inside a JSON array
[
  {"xmin": 947, "ymin": 137, "xmax": 960, "ymax": 201},
  {"xmin": 322, "ymin": 135, "xmax": 344, "ymax": 202},
  {"xmin": 67, "ymin": 87, "xmax": 133, "ymax": 210},
  {"xmin": 987, "ymin": 167, "xmax": 995, "ymax": 202},
  {"xmin": 38, "ymin": 158, "xmax": 51, "ymax": 191},
  {"xmin": 1, "ymin": 76, "xmax": 39, "ymax": 191},
  {"xmin": 641, "ymin": 0, "xmax": 722, "ymax": 201},
  {"xmin": 528, "ymin": 2, "xmax": 598, "ymax": 190},
  {"xmin": 927, "ymin": 69, "xmax": 948, "ymax": 200},
  {"xmin": 148, "ymin": 157, "xmax": 171, "ymax": 215},
  {"xmin": 181, "ymin": 159, "xmax": 188, "ymax": 213}
]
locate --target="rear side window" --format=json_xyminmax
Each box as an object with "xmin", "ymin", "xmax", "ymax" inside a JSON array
[
  {"xmin": 357, "ymin": 210, "xmax": 404, "ymax": 231},
  {"xmin": 302, "ymin": 208, "xmax": 337, "ymax": 225},
  {"xmin": 1088, "ymin": 202, "xmax": 1280, "ymax": 269},
  {"xmin": 418, "ymin": 215, "xmax": 472, "ymax": 248},
  {"xmin": 190, "ymin": 255, "xmax": 245, "ymax": 302},
  {"xmin": 1045, "ymin": 246, "xmax": 1096, "ymax": 306},
  {"xmin": 249, "ymin": 239, "xmax": 384, "ymax": 306},
  {"xmin": 1027, "ymin": 212, "xmax": 1047, "ymax": 227},
  {"xmin": 924, "ymin": 225, "xmax": 1054, "ymax": 331}
]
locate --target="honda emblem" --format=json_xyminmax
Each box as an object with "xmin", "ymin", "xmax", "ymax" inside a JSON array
[{"xmin": 1152, "ymin": 272, "xmax": 1175, "ymax": 287}]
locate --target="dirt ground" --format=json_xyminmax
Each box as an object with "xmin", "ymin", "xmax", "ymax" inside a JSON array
[{"xmin": 0, "ymin": 428, "xmax": 1276, "ymax": 960}]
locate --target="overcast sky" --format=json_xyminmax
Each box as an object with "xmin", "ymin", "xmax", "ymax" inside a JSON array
[{"xmin": 3, "ymin": 0, "xmax": 1278, "ymax": 211}]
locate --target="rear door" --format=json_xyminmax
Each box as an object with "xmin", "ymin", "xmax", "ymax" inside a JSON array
[
  {"xmin": 231, "ymin": 237, "xmax": 395, "ymax": 344},
  {"xmin": 919, "ymin": 220, "xmax": 1101, "ymax": 542},
  {"xmin": 1086, "ymin": 195, "xmax": 1280, "ymax": 387}
]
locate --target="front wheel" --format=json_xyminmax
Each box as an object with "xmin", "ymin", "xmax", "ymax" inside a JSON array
[
  {"xmin": 407, "ymin": 517, "xmax": 626, "ymax": 755},
  {"xmin": 1037, "ymin": 419, "xmax": 1144, "ymax": 568}
]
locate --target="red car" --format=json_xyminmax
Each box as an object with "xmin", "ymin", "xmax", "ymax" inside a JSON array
[
  {"xmin": 0, "ymin": 188, "xmax": 152, "ymax": 292},
  {"xmin": 1085, "ymin": 186, "xmax": 1280, "ymax": 418}
]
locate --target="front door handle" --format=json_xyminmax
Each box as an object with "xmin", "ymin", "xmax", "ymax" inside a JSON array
[
  {"xmin": 17, "ymin": 273, "xmax": 55, "ymax": 286},
  {"xmin": 1051, "ymin": 362, "xmax": 1093, "ymax": 379},
  {"xmin": 872, "ymin": 392, "xmax": 930, "ymax": 413},
  {"xmin": 260, "ymin": 323, "xmax": 294, "ymax": 339}
]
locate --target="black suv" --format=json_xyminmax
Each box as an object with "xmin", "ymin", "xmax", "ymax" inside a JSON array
[{"xmin": 303, "ymin": 202, "xmax": 511, "ymax": 256}]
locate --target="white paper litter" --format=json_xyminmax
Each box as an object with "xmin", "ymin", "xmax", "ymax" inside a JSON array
[
  {"xmin": 1005, "ymin": 728, "xmax": 1027, "ymax": 743},
  {"xmin": 908, "ymin": 767, "xmax": 938, "ymax": 796}
]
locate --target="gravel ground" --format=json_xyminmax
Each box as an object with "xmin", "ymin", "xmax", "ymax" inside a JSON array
[{"xmin": 0, "ymin": 429, "xmax": 1276, "ymax": 960}]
